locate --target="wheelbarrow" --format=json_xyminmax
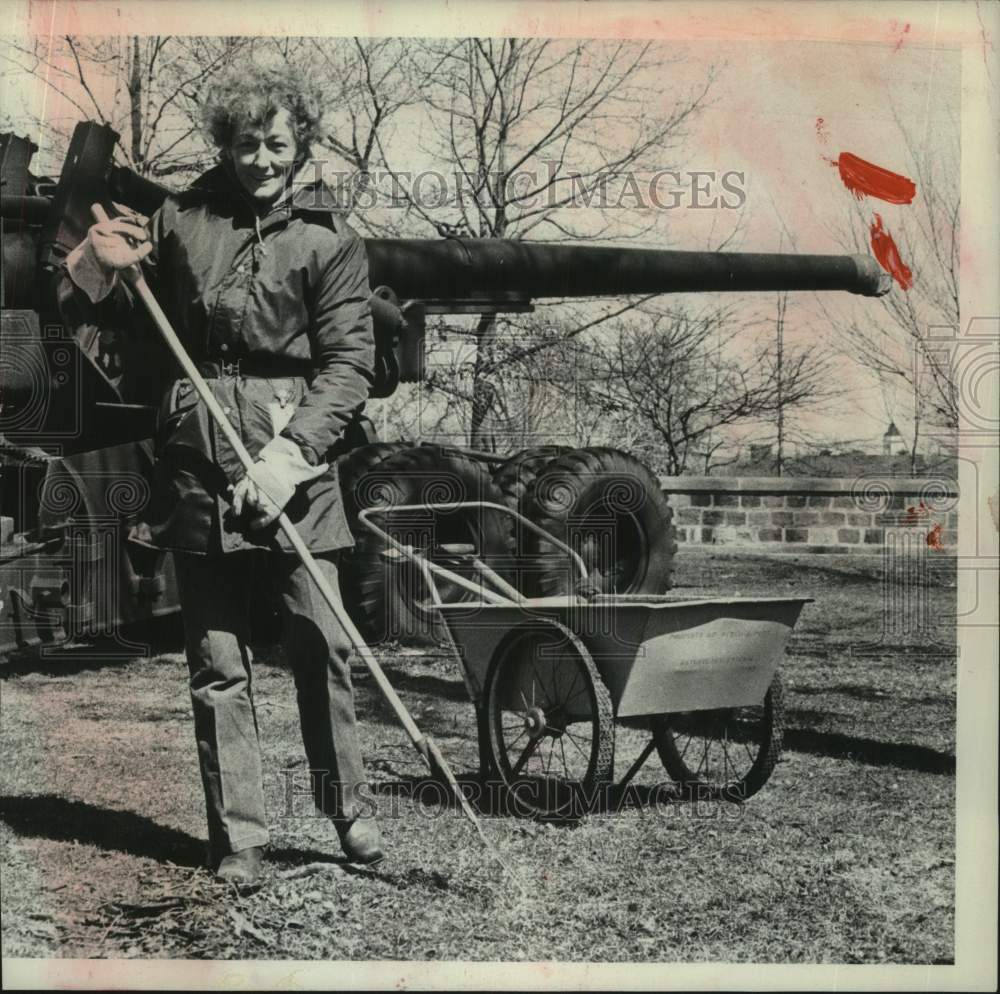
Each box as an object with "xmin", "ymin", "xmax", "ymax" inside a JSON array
[{"xmin": 358, "ymin": 501, "xmax": 812, "ymax": 817}]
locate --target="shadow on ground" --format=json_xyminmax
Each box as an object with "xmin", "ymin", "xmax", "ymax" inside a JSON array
[
  {"xmin": 782, "ymin": 726, "xmax": 955, "ymax": 774},
  {"xmin": 0, "ymin": 615, "xmax": 185, "ymax": 678},
  {"xmin": 0, "ymin": 795, "xmax": 204, "ymax": 867},
  {"xmin": 373, "ymin": 662, "xmax": 469, "ymax": 703}
]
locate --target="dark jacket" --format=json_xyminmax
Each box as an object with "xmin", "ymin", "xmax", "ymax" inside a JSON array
[{"xmin": 63, "ymin": 160, "xmax": 375, "ymax": 556}]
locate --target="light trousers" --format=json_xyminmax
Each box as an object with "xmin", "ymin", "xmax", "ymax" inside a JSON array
[{"xmin": 174, "ymin": 549, "xmax": 368, "ymax": 857}]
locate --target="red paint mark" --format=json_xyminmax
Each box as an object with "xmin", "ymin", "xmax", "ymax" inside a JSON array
[
  {"xmin": 904, "ymin": 501, "xmax": 929, "ymax": 525},
  {"xmin": 892, "ymin": 21, "xmax": 911, "ymax": 52},
  {"xmin": 926, "ymin": 522, "xmax": 944, "ymax": 550},
  {"xmin": 870, "ymin": 214, "xmax": 913, "ymax": 290},
  {"xmin": 815, "ymin": 117, "xmax": 829, "ymax": 145},
  {"xmin": 837, "ymin": 153, "xmax": 916, "ymax": 204}
]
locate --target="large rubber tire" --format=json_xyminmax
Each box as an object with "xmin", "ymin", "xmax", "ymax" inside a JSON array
[
  {"xmin": 342, "ymin": 444, "xmax": 512, "ymax": 646},
  {"xmin": 651, "ymin": 672, "xmax": 785, "ymax": 803},
  {"xmin": 337, "ymin": 441, "xmax": 413, "ymax": 634},
  {"xmin": 478, "ymin": 620, "xmax": 615, "ymax": 819},
  {"xmin": 492, "ymin": 445, "xmax": 570, "ymax": 561},
  {"xmin": 520, "ymin": 446, "xmax": 678, "ymax": 597},
  {"xmin": 337, "ymin": 440, "xmax": 413, "ymax": 510},
  {"xmin": 492, "ymin": 445, "xmax": 571, "ymax": 512}
]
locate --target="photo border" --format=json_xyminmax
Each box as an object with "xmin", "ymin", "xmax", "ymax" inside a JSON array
[{"xmin": 2, "ymin": 1, "xmax": 996, "ymax": 989}]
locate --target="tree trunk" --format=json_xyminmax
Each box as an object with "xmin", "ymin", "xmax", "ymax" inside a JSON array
[
  {"xmin": 128, "ymin": 37, "xmax": 144, "ymax": 171},
  {"xmin": 469, "ymin": 313, "xmax": 499, "ymax": 450},
  {"xmin": 775, "ymin": 291, "xmax": 786, "ymax": 478}
]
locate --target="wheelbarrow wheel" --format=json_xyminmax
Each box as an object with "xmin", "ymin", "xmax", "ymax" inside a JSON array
[
  {"xmin": 480, "ymin": 621, "xmax": 614, "ymax": 818},
  {"xmin": 651, "ymin": 672, "xmax": 785, "ymax": 803}
]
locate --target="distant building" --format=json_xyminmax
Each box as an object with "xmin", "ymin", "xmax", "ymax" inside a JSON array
[{"xmin": 882, "ymin": 421, "xmax": 907, "ymax": 456}]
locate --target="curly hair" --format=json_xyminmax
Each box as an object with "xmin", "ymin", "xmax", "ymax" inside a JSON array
[{"xmin": 200, "ymin": 64, "xmax": 325, "ymax": 155}]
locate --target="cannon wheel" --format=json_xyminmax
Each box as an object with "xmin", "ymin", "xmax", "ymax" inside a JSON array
[
  {"xmin": 479, "ymin": 620, "xmax": 615, "ymax": 818},
  {"xmin": 337, "ymin": 440, "xmax": 412, "ymax": 638},
  {"xmin": 492, "ymin": 445, "xmax": 570, "ymax": 513},
  {"xmin": 651, "ymin": 673, "xmax": 785, "ymax": 802},
  {"xmin": 342, "ymin": 444, "xmax": 512, "ymax": 646},
  {"xmin": 337, "ymin": 439, "xmax": 413, "ymax": 524},
  {"xmin": 493, "ymin": 445, "xmax": 570, "ymax": 559},
  {"xmin": 522, "ymin": 446, "xmax": 678, "ymax": 596},
  {"xmin": 337, "ymin": 440, "xmax": 413, "ymax": 499}
]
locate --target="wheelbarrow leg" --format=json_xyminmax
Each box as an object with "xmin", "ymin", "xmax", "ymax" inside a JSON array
[
  {"xmin": 617, "ymin": 736, "xmax": 658, "ymax": 791},
  {"xmin": 475, "ymin": 704, "xmax": 495, "ymax": 782}
]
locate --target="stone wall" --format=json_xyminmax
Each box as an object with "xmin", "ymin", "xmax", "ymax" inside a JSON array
[{"xmin": 659, "ymin": 476, "xmax": 959, "ymax": 553}]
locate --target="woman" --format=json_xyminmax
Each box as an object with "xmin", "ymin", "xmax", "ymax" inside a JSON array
[{"xmin": 63, "ymin": 65, "xmax": 381, "ymax": 887}]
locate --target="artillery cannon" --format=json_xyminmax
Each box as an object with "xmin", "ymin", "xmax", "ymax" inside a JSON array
[{"xmin": 0, "ymin": 122, "xmax": 889, "ymax": 652}]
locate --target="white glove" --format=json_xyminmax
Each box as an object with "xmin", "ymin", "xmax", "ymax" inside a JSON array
[
  {"xmin": 230, "ymin": 435, "xmax": 329, "ymax": 530},
  {"xmin": 66, "ymin": 212, "xmax": 151, "ymax": 303}
]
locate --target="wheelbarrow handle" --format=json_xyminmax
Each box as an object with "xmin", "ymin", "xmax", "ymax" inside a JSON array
[
  {"xmin": 357, "ymin": 500, "xmax": 590, "ymax": 604},
  {"xmin": 391, "ymin": 547, "xmax": 513, "ymax": 607},
  {"xmin": 369, "ymin": 511, "xmax": 512, "ymax": 606},
  {"xmin": 363, "ymin": 505, "xmax": 517, "ymax": 606}
]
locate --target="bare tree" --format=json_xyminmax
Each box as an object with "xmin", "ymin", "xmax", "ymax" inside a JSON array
[
  {"xmin": 820, "ymin": 107, "xmax": 960, "ymax": 470},
  {"xmin": 570, "ymin": 303, "xmax": 838, "ymax": 476},
  {"xmin": 392, "ymin": 294, "xmax": 673, "ymax": 453},
  {"xmin": 370, "ymin": 38, "xmax": 716, "ymax": 448},
  {"xmin": 773, "ymin": 290, "xmax": 788, "ymax": 475},
  {"xmin": 409, "ymin": 309, "xmax": 613, "ymax": 450},
  {"xmin": 0, "ymin": 35, "xmax": 252, "ymax": 180},
  {"xmin": 254, "ymin": 37, "xmax": 424, "ymax": 228}
]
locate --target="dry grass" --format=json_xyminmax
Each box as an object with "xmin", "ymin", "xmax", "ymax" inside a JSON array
[{"xmin": 0, "ymin": 550, "xmax": 955, "ymax": 962}]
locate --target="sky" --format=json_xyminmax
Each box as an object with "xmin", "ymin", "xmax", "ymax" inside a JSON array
[
  {"xmin": 663, "ymin": 37, "xmax": 961, "ymax": 450},
  {"xmin": 1, "ymin": 13, "xmax": 963, "ymax": 452}
]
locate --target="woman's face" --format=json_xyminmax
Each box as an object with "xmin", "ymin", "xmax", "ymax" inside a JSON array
[{"xmin": 227, "ymin": 107, "xmax": 299, "ymax": 205}]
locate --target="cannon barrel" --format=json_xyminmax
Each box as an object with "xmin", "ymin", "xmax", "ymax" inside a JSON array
[
  {"xmin": 364, "ymin": 238, "xmax": 890, "ymax": 302},
  {"xmin": 2, "ymin": 137, "xmax": 891, "ymax": 314},
  {"xmin": 96, "ymin": 165, "xmax": 892, "ymax": 301}
]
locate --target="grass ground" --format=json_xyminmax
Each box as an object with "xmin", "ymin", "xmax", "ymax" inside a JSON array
[{"xmin": 0, "ymin": 550, "xmax": 955, "ymax": 963}]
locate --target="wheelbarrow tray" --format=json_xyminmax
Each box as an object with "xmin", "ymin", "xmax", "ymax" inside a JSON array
[{"xmin": 436, "ymin": 594, "xmax": 811, "ymax": 719}]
